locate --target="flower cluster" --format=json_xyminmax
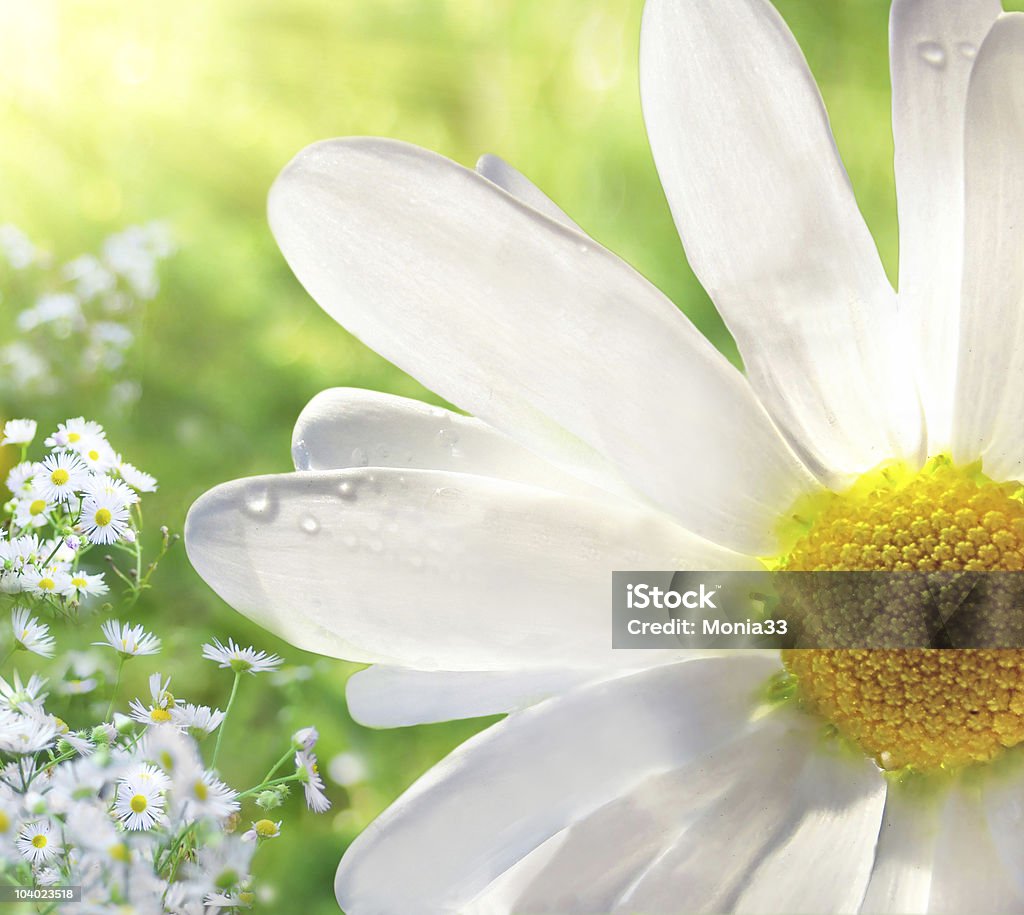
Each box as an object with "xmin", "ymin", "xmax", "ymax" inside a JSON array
[
  {"xmin": 1, "ymin": 417, "xmax": 165, "ymax": 615},
  {"xmin": 0, "ymin": 607, "xmax": 330, "ymax": 911},
  {"xmin": 0, "ymin": 222, "xmax": 174, "ymax": 409}
]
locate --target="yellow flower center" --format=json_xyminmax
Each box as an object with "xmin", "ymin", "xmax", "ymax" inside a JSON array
[
  {"xmin": 88, "ymin": 449, "xmax": 99, "ymax": 461},
  {"xmin": 50, "ymin": 469, "xmax": 69, "ymax": 486},
  {"xmin": 32, "ymin": 834, "xmax": 47, "ymax": 849},
  {"xmin": 0, "ymin": 812, "xmax": 8, "ymax": 833},
  {"xmin": 67, "ymin": 432, "xmax": 80, "ymax": 443},
  {"xmin": 129, "ymin": 794, "xmax": 148, "ymax": 813},
  {"xmin": 29, "ymin": 499, "xmax": 45, "ymax": 516},
  {"xmin": 38, "ymin": 578, "xmax": 55, "ymax": 591},
  {"xmin": 193, "ymin": 780, "xmax": 208, "ymax": 801},
  {"xmin": 254, "ymin": 818, "xmax": 279, "ymax": 838},
  {"xmin": 108, "ymin": 842, "xmax": 131, "ymax": 862},
  {"xmin": 94, "ymin": 508, "xmax": 112, "ymax": 527},
  {"xmin": 777, "ymin": 456, "xmax": 1024, "ymax": 772},
  {"xmin": 149, "ymin": 708, "xmax": 172, "ymax": 723}
]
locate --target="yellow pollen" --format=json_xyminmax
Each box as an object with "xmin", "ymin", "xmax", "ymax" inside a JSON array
[
  {"xmin": 254, "ymin": 819, "xmax": 279, "ymax": 838},
  {"xmin": 71, "ymin": 577, "xmax": 86, "ymax": 588},
  {"xmin": 193, "ymin": 780, "xmax": 208, "ymax": 801},
  {"xmin": 0, "ymin": 812, "xmax": 8, "ymax": 833},
  {"xmin": 50, "ymin": 468, "xmax": 69, "ymax": 486},
  {"xmin": 129, "ymin": 794, "xmax": 148, "ymax": 813},
  {"xmin": 108, "ymin": 842, "xmax": 131, "ymax": 862},
  {"xmin": 149, "ymin": 708, "xmax": 172, "ymax": 723},
  {"xmin": 94, "ymin": 508, "xmax": 112, "ymax": 527},
  {"xmin": 88, "ymin": 449, "xmax": 99, "ymax": 461},
  {"xmin": 776, "ymin": 456, "xmax": 1024, "ymax": 771},
  {"xmin": 29, "ymin": 500, "xmax": 45, "ymax": 516},
  {"xmin": 32, "ymin": 834, "xmax": 47, "ymax": 849},
  {"xmin": 67, "ymin": 432, "xmax": 80, "ymax": 443},
  {"xmin": 38, "ymin": 578, "xmax": 55, "ymax": 591}
]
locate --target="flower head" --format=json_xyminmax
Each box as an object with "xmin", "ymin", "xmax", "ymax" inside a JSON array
[
  {"xmin": 10, "ymin": 607, "xmax": 55, "ymax": 658},
  {"xmin": 93, "ymin": 620, "xmax": 161, "ymax": 658},
  {"xmin": 15, "ymin": 818, "xmax": 61, "ymax": 865},
  {"xmin": 201, "ymin": 638, "xmax": 281, "ymax": 675},
  {"xmin": 1, "ymin": 419, "xmax": 36, "ymax": 447}
]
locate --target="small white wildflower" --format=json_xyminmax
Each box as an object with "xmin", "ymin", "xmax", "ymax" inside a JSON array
[
  {"xmin": 118, "ymin": 461, "xmax": 158, "ymax": 492},
  {"xmin": 10, "ymin": 607, "xmax": 55, "ymax": 658},
  {"xmin": 67, "ymin": 570, "xmax": 108, "ymax": 599},
  {"xmin": 242, "ymin": 819, "xmax": 281, "ymax": 842},
  {"xmin": 1, "ymin": 419, "xmax": 36, "ymax": 447},
  {"xmin": 201, "ymin": 638, "xmax": 282, "ymax": 675},
  {"xmin": 80, "ymin": 491, "xmax": 131, "ymax": 545},
  {"xmin": 295, "ymin": 749, "xmax": 331, "ymax": 813},
  {"xmin": 19, "ymin": 564, "xmax": 73, "ymax": 597},
  {"xmin": 0, "ymin": 713, "xmax": 59, "ymax": 755},
  {"xmin": 170, "ymin": 703, "xmax": 224, "ymax": 738},
  {"xmin": 15, "ymin": 819, "xmax": 61, "ymax": 865},
  {"xmin": 129, "ymin": 673, "xmax": 175, "ymax": 727},
  {"xmin": 114, "ymin": 781, "xmax": 165, "ymax": 831},
  {"xmin": 292, "ymin": 726, "xmax": 318, "ymax": 751},
  {"xmin": 93, "ymin": 620, "xmax": 161, "ymax": 657},
  {"xmin": 34, "ymin": 451, "xmax": 89, "ymax": 503},
  {"xmin": 44, "ymin": 417, "xmax": 106, "ymax": 450},
  {"xmin": 6, "ymin": 462, "xmax": 37, "ymax": 496},
  {"xmin": 0, "ymin": 671, "xmax": 48, "ymax": 713}
]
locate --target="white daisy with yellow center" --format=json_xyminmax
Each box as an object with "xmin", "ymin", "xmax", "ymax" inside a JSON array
[{"xmin": 185, "ymin": 0, "xmax": 1024, "ymax": 911}]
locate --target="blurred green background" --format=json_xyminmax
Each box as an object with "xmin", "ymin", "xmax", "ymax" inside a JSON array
[{"xmin": 0, "ymin": 0, "xmax": 1003, "ymax": 909}]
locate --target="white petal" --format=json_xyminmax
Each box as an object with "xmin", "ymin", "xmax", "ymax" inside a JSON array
[
  {"xmin": 859, "ymin": 783, "xmax": 941, "ymax": 914},
  {"xmin": 292, "ymin": 387, "xmax": 609, "ymax": 499},
  {"xmin": 927, "ymin": 788, "xmax": 1024, "ymax": 913},
  {"xmin": 732, "ymin": 751, "xmax": 885, "ymax": 914},
  {"xmin": 184, "ymin": 468, "xmax": 756, "ymax": 671},
  {"xmin": 346, "ymin": 666, "xmax": 600, "ymax": 727},
  {"xmin": 890, "ymin": 0, "xmax": 1001, "ymax": 449},
  {"xmin": 641, "ymin": 0, "xmax": 923, "ymax": 479},
  {"xmin": 269, "ymin": 137, "xmax": 816, "ymax": 554},
  {"xmin": 334, "ymin": 657, "xmax": 779, "ymax": 914},
  {"xmin": 475, "ymin": 154, "xmax": 582, "ymax": 232},
  {"xmin": 953, "ymin": 13, "xmax": 1024, "ymax": 481},
  {"xmin": 982, "ymin": 773, "xmax": 1024, "ymax": 899},
  {"xmin": 499, "ymin": 717, "xmax": 816, "ymax": 914}
]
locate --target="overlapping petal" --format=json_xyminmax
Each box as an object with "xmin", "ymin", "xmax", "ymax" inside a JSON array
[
  {"xmin": 268, "ymin": 138, "xmax": 816, "ymax": 554},
  {"xmin": 640, "ymin": 0, "xmax": 923, "ymax": 480},
  {"xmin": 890, "ymin": 0, "xmax": 1001, "ymax": 449},
  {"xmin": 334, "ymin": 657, "xmax": 780, "ymax": 913},
  {"xmin": 184, "ymin": 468, "xmax": 755, "ymax": 671},
  {"xmin": 952, "ymin": 13, "xmax": 1024, "ymax": 481}
]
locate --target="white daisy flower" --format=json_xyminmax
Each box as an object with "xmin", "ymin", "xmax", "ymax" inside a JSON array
[
  {"xmin": 75, "ymin": 437, "xmax": 118, "ymax": 474},
  {"xmin": 15, "ymin": 818, "xmax": 61, "ymax": 865},
  {"xmin": 0, "ymin": 712, "xmax": 58, "ymax": 755},
  {"xmin": 83, "ymin": 473, "xmax": 138, "ymax": 506},
  {"xmin": 34, "ymin": 450, "xmax": 89, "ymax": 504},
  {"xmin": 1, "ymin": 419, "xmax": 36, "ymax": 447},
  {"xmin": 0, "ymin": 671, "xmax": 48, "ymax": 713},
  {"xmin": 174, "ymin": 764, "xmax": 239, "ymax": 822},
  {"xmin": 121, "ymin": 761, "xmax": 172, "ymax": 793},
  {"xmin": 18, "ymin": 563, "xmax": 73, "ymax": 598},
  {"xmin": 93, "ymin": 620, "xmax": 161, "ymax": 658},
  {"xmin": 5, "ymin": 461, "xmax": 37, "ymax": 496},
  {"xmin": 66, "ymin": 570, "xmax": 109, "ymax": 600},
  {"xmin": 44, "ymin": 417, "xmax": 106, "ymax": 450},
  {"xmin": 183, "ymin": 1, "xmax": 1024, "ymax": 913},
  {"xmin": 170, "ymin": 703, "xmax": 224, "ymax": 738},
  {"xmin": 200, "ymin": 638, "xmax": 281, "ymax": 675},
  {"xmin": 12, "ymin": 486, "xmax": 53, "ymax": 529},
  {"xmin": 113, "ymin": 781, "xmax": 165, "ymax": 831},
  {"xmin": 292, "ymin": 726, "xmax": 318, "ymax": 751},
  {"xmin": 294, "ymin": 749, "xmax": 330, "ymax": 813},
  {"xmin": 128, "ymin": 673, "xmax": 175, "ymax": 727},
  {"xmin": 10, "ymin": 607, "xmax": 56, "ymax": 658},
  {"xmin": 80, "ymin": 491, "xmax": 132, "ymax": 545},
  {"xmin": 242, "ymin": 819, "xmax": 281, "ymax": 842},
  {"xmin": 118, "ymin": 460, "xmax": 158, "ymax": 493}
]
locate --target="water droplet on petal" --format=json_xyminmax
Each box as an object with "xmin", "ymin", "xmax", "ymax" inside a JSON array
[
  {"xmin": 292, "ymin": 439, "xmax": 312, "ymax": 471},
  {"xmin": 957, "ymin": 41, "xmax": 977, "ymax": 60},
  {"xmin": 437, "ymin": 428, "xmax": 460, "ymax": 452},
  {"xmin": 351, "ymin": 447, "xmax": 368, "ymax": 467},
  {"xmin": 918, "ymin": 40, "xmax": 947, "ymax": 69},
  {"xmin": 300, "ymin": 514, "xmax": 320, "ymax": 535},
  {"xmin": 337, "ymin": 480, "xmax": 357, "ymax": 501},
  {"xmin": 243, "ymin": 484, "xmax": 276, "ymax": 518}
]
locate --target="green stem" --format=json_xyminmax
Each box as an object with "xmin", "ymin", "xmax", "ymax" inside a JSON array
[
  {"xmin": 237, "ymin": 773, "xmax": 300, "ymax": 799},
  {"xmin": 211, "ymin": 671, "xmax": 242, "ymax": 770},
  {"xmin": 105, "ymin": 656, "xmax": 126, "ymax": 721}
]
